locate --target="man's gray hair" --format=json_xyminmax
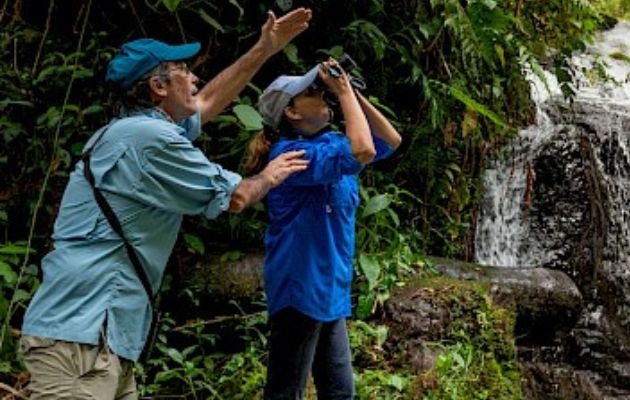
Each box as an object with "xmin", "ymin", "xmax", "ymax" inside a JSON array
[{"xmin": 111, "ymin": 62, "xmax": 172, "ymax": 117}]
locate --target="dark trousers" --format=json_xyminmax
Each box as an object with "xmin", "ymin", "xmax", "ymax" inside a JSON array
[{"xmin": 263, "ymin": 307, "xmax": 354, "ymax": 400}]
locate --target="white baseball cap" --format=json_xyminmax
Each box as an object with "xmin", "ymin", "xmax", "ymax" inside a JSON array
[{"xmin": 257, "ymin": 65, "xmax": 320, "ymax": 130}]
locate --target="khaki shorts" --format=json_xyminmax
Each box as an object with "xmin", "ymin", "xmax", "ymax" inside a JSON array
[{"xmin": 19, "ymin": 335, "xmax": 137, "ymax": 400}]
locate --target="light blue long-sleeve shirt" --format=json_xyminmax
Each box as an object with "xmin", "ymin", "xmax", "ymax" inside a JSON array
[{"xmin": 22, "ymin": 108, "xmax": 241, "ymax": 361}]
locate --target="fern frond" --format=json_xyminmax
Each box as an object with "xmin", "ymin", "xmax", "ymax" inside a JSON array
[{"xmin": 432, "ymin": 80, "xmax": 508, "ymax": 129}]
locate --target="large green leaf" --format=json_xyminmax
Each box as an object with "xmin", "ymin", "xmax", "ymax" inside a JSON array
[
  {"xmin": 362, "ymin": 194, "xmax": 391, "ymax": 217},
  {"xmin": 355, "ymin": 292, "xmax": 375, "ymax": 320},
  {"xmin": 0, "ymin": 261, "xmax": 17, "ymax": 284},
  {"xmin": 233, "ymin": 104, "xmax": 263, "ymax": 131},
  {"xmin": 13, "ymin": 289, "xmax": 31, "ymax": 302},
  {"xmin": 283, "ymin": 44, "xmax": 300, "ymax": 65},
  {"xmin": 167, "ymin": 347, "xmax": 184, "ymax": 365},
  {"xmin": 0, "ymin": 244, "xmax": 30, "ymax": 255},
  {"xmin": 444, "ymin": 83, "xmax": 508, "ymax": 128},
  {"xmin": 81, "ymin": 104, "xmax": 103, "ymax": 116},
  {"xmin": 162, "ymin": 0, "xmax": 181, "ymax": 12},
  {"xmin": 358, "ymin": 254, "xmax": 380, "ymax": 290},
  {"xmin": 0, "ymin": 100, "xmax": 34, "ymax": 109},
  {"xmin": 220, "ymin": 250, "xmax": 242, "ymax": 262},
  {"xmin": 183, "ymin": 234, "xmax": 205, "ymax": 255},
  {"xmin": 198, "ymin": 9, "xmax": 225, "ymax": 33},
  {"xmin": 388, "ymin": 374, "xmax": 407, "ymax": 391}
]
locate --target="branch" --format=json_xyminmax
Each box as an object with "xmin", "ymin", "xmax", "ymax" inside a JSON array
[
  {"xmin": 127, "ymin": 0, "xmax": 148, "ymax": 37},
  {"xmin": 32, "ymin": 0, "xmax": 55, "ymax": 75},
  {"xmin": 174, "ymin": 313, "xmax": 262, "ymax": 332},
  {"xmin": 0, "ymin": 0, "xmax": 9, "ymax": 25},
  {"xmin": 515, "ymin": 0, "xmax": 525, "ymax": 19},
  {"xmin": 0, "ymin": 383, "xmax": 27, "ymax": 400}
]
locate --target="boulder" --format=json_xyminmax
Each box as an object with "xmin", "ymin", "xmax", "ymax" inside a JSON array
[{"xmin": 431, "ymin": 257, "xmax": 582, "ymax": 337}]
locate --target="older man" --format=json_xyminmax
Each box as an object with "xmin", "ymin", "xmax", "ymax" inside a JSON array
[{"xmin": 20, "ymin": 8, "xmax": 311, "ymax": 399}]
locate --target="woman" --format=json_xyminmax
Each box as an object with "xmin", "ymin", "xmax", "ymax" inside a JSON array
[{"xmin": 245, "ymin": 59, "xmax": 402, "ymax": 399}]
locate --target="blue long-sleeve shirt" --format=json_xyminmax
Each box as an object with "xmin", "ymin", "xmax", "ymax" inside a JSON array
[
  {"xmin": 22, "ymin": 108, "xmax": 241, "ymax": 361},
  {"xmin": 264, "ymin": 130, "xmax": 393, "ymax": 321}
]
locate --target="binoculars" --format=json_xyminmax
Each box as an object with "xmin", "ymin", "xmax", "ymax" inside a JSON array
[{"xmin": 316, "ymin": 53, "xmax": 366, "ymax": 91}]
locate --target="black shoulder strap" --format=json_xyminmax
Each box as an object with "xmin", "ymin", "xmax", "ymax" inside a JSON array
[{"xmin": 82, "ymin": 125, "xmax": 155, "ymax": 303}]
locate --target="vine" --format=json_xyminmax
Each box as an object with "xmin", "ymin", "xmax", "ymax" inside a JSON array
[{"xmin": 0, "ymin": 0, "xmax": 93, "ymax": 353}]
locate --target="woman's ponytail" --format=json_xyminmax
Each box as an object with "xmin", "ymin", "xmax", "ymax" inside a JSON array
[{"xmin": 244, "ymin": 126, "xmax": 274, "ymax": 175}]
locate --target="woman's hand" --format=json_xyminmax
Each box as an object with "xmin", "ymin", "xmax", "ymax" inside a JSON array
[
  {"xmin": 319, "ymin": 59, "xmax": 375, "ymax": 164},
  {"xmin": 318, "ymin": 58, "xmax": 352, "ymax": 97}
]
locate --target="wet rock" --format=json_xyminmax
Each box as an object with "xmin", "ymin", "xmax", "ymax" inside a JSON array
[
  {"xmin": 408, "ymin": 344, "xmax": 444, "ymax": 374},
  {"xmin": 384, "ymin": 259, "xmax": 581, "ymax": 375},
  {"xmin": 509, "ymin": 99, "xmax": 630, "ymax": 396},
  {"xmin": 520, "ymin": 362, "xmax": 604, "ymax": 400},
  {"xmin": 383, "ymin": 283, "xmax": 453, "ymax": 373},
  {"xmin": 430, "ymin": 257, "xmax": 583, "ymax": 338}
]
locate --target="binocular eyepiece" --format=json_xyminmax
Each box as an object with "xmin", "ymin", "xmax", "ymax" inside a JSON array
[{"xmin": 327, "ymin": 54, "xmax": 356, "ymax": 78}]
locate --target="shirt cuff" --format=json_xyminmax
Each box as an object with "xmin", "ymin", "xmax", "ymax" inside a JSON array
[
  {"xmin": 204, "ymin": 167, "xmax": 242, "ymax": 219},
  {"xmin": 372, "ymin": 135, "xmax": 395, "ymax": 162}
]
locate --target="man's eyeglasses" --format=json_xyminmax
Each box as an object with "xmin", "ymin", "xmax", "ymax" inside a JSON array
[
  {"xmin": 144, "ymin": 63, "xmax": 192, "ymax": 81},
  {"xmin": 166, "ymin": 63, "xmax": 191, "ymax": 75}
]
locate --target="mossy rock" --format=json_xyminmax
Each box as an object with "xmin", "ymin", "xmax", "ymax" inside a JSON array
[
  {"xmin": 429, "ymin": 257, "xmax": 583, "ymax": 339},
  {"xmin": 385, "ymin": 274, "xmax": 522, "ymax": 399},
  {"xmin": 187, "ymin": 251, "xmax": 264, "ymax": 301}
]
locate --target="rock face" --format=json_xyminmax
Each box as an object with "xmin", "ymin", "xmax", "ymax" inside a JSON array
[
  {"xmin": 474, "ymin": 23, "xmax": 630, "ymax": 397},
  {"xmin": 189, "ymin": 251, "xmax": 265, "ymax": 301},
  {"xmin": 520, "ymin": 362, "xmax": 605, "ymax": 400},
  {"xmin": 526, "ymin": 101, "xmax": 630, "ymax": 396},
  {"xmin": 464, "ymin": 98, "xmax": 630, "ymax": 397}
]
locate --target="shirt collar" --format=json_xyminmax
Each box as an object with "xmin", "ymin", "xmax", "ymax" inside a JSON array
[
  {"xmin": 128, "ymin": 107, "xmax": 176, "ymax": 124},
  {"xmin": 281, "ymin": 125, "xmax": 332, "ymax": 140}
]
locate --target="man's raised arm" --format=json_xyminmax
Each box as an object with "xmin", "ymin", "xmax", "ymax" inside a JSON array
[{"xmin": 195, "ymin": 8, "xmax": 312, "ymax": 124}]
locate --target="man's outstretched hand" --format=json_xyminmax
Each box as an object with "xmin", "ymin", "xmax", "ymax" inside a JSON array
[
  {"xmin": 228, "ymin": 150, "xmax": 308, "ymax": 213},
  {"xmin": 261, "ymin": 150, "xmax": 309, "ymax": 187},
  {"xmin": 258, "ymin": 8, "xmax": 312, "ymax": 57}
]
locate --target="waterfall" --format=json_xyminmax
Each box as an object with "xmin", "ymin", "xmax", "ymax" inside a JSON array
[
  {"xmin": 475, "ymin": 22, "xmax": 630, "ymax": 267},
  {"xmin": 474, "ymin": 72, "xmax": 560, "ymax": 267}
]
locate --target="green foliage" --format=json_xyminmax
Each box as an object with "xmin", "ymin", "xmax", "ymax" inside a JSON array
[
  {"xmin": 184, "ymin": 233, "xmax": 206, "ymax": 255},
  {"xmin": 354, "ymin": 183, "xmax": 429, "ymax": 319},
  {"xmin": 233, "ymin": 104, "xmax": 263, "ymax": 131},
  {"xmin": 137, "ymin": 306, "xmax": 268, "ymax": 399},
  {"xmin": 425, "ymin": 337, "xmax": 521, "ymax": 400},
  {"xmin": 411, "ymin": 278, "xmax": 521, "ymax": 399},
  {"xmin": 593, "ymin": 0, "xmax": 630, "ymax": 19},
  {"xmin": 0, "ymin": 243, "xmax": 38, "ymax": 375},
  {"xmin": 349, "ymin": 321, "xmax": 414, "ymax": 399},
  {"xmin": 0, "ymin": 0, "xmax": 614, "ymax": 395}
]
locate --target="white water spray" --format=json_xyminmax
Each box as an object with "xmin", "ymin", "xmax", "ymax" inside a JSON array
[{"xmin": 475, "ymin": 22, "xmax": 630, "ymax": 267}]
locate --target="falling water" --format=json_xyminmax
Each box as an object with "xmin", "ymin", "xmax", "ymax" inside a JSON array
[
  {"xmin": 475, "ymin": 22, "xmax": 630, "ymax": 267},
  {"xmin": 474, "ymin": 71, "xmax": 561, "ymax": 267}
]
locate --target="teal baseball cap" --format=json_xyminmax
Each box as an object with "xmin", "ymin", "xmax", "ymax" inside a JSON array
[{"xmin": 106, "ymin": 38, "xmax": 201, "ymax": 90}]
